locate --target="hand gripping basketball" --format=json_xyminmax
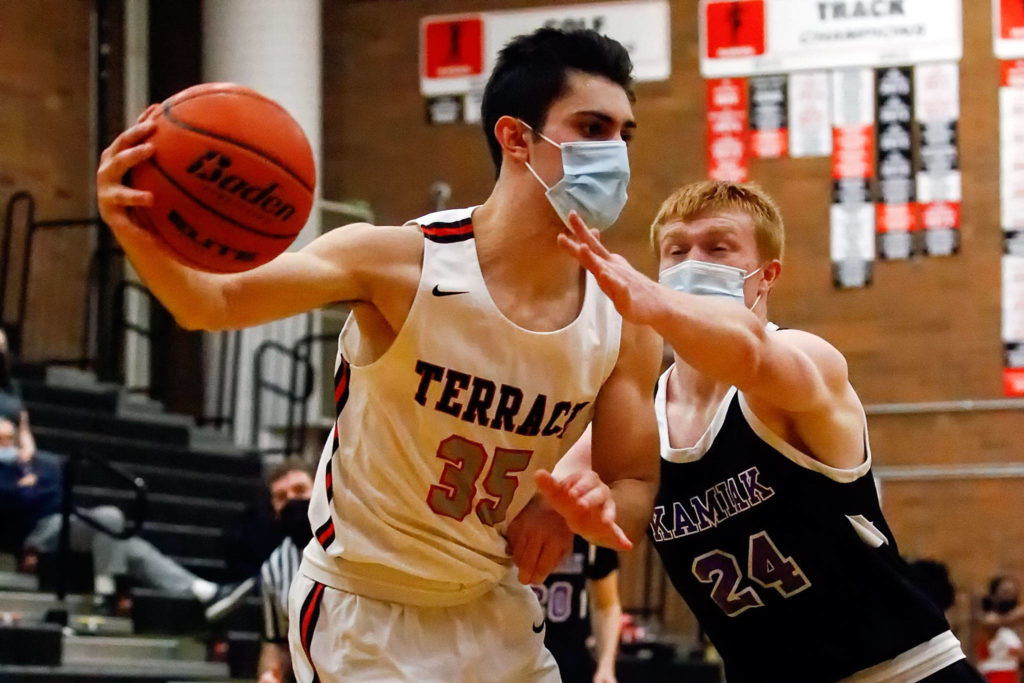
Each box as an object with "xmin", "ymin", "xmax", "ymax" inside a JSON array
[{"xmin": 122, "ymin": 83, "xmax": 316, "ymax": 273}]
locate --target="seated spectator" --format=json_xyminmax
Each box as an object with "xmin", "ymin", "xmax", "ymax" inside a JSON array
[
  {"xmin": 0, "ymin": 415, "xmax": 249, "ymax": 616},
  {"xmin": 0, "ymin": 327, "xmax": 35, "ymax": 464},
  {"xmin": 257, "ymin": 457, "xmax": 314, "ymax": 683},
  {"xmin": 977, "ymin": 575, "xmax": 1024, "ymax": 683}
]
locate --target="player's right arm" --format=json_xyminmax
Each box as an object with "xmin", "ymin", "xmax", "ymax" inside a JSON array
[{"xmin": 97, "ymin": 117, "xmax": 421, "ymax": 332}]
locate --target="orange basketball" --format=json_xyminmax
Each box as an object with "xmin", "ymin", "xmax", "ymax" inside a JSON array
[{"xmin": 127, "ymin": 83, "xmax": 315, "ymax": 273}]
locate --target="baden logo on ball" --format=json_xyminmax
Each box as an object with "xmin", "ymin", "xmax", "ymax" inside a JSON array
[{"xmin": 126, "ymin": 82, "xmax": 315, "ymax": 273}]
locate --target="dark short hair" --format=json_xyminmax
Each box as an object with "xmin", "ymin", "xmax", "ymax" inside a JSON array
[
  {"xmin": 265, "ymin": 456, "xmax": 315, "ymax": 488},
  {"xmin": 481, "ymin": 28, "xmax": 634, "ymax": 173}
]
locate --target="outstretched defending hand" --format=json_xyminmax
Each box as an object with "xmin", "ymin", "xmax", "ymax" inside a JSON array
[
  {"xmin": 534, "ymin": 469, "xmax": 633, "ymax": 552},
  {"xmin": 506, "ymin": 494, "xmax": 574, "ymax": 585},
  {"xmin": 557, "ymin": 211, "xmax": 666, "ymax": 326}
]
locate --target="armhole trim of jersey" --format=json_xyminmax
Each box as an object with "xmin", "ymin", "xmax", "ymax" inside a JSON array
[{"xmin": 736, "ymin": 392, "xmax": 872, "ymax": 483}]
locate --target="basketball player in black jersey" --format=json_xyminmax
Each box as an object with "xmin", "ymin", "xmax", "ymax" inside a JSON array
[{"xmin": 554, "ymin": 181, "xmax": 983, "ymax": 682}]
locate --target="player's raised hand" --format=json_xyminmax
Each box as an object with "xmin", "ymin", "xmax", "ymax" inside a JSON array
[
  {"xmin": 534, "ymin": 469, "xmax": 632, "ymax": 551},
  {"xmin": 557, "ymin": 211, "xmax": 667, "ymax": 327},
  {"xmin": 96, "ymin": 104, "xmax": 160, "ymax": 232},
  {"xmin": 506, "ymin": 494, "xmax": 574, "ymax": 585}
]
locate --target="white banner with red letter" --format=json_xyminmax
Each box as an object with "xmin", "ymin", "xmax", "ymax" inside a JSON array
[
  {"xmin": 700, "ymin": 0, "xmax": 962, "ymax": 78},
  {"xmin": 420, "ymin": 1, "xmax": 671, "ymax": 98}
]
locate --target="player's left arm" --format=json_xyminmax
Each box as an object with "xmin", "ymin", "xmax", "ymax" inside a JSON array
[
  {"xmin": 587, "ymin": 318, "xmax": 662, "ymax": 544},
  {"xmin": 558, "ymin": 212, "xmax": 863, "ymax": 470}
]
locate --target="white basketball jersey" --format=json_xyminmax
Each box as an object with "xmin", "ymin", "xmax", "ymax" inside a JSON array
[{"xmin": 301, "ymin": 207, "xmax": 622, "ymax": 607}]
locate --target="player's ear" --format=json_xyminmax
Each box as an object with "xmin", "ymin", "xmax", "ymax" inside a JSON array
[
  {"xmin": 761, "ymin": 259, "xmax": 782, "ymax": 294},
  {"xmin": 494, "ymin": 116, "xmax": 530, "ymax": 164}
]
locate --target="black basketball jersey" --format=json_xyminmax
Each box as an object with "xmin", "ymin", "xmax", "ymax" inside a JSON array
[
  {"xmin": 650, "ymin": 371, "xmax": 960, "ymax": 683},
  {"xmin": 531, "ymin": 536, "xmax": 618, "ymax": 683}
]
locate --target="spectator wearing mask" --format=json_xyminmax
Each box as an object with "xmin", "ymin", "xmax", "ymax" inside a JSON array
[
  {"xmin": 0, "ymin": 415, "xmax": 249, "ymax": 616},
  {"xmin": 977, "ymin": 575, "xmax": 1024, "ymax": 683},
  {"xmin": 0, "ymin": 327, "xmax": 34, "ymax": 464},
  {"xmin": 258, "ymin": 458, "xmax": 315, "ymax": 683}
]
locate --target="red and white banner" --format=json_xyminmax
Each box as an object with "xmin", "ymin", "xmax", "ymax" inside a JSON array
[
  {"xmin": 830, "ymin": 68, "xmax": 876, "ymax": 289},
  {"xmin": 1001, "ymin": 58, "xmax": 1024, "ymax": 395},
  {"xmin": 421, "ymin": 1, "xmax": 671, "ymax": 97},
  {"xmin": 875, "ymin": 66, "xmax": 916, "ymax": 260},
  {"xmin": 993, "ymin": 0, "xmax": 1024, "ymax": 59},
  {"xmin": 788, "ymin": 70, "xmax": 832, "ymax": 158},
  {"xmin": 707, "ymin": 77, "xmax": 749, "ymax": 182},
  {"xmin": 749, "ymin": 74, "xmax": 788, "ymax": 158},
  {"xmin": 700, "ymin": 0, "xmax": 962, "ymax": 78},
  {"xmin": 1003, "ymin": 256, "xmax": 1024, "ymax": 396},
  {"xmin": 914, "ymin": 62, "xmax": 961, "ymax": 257}
]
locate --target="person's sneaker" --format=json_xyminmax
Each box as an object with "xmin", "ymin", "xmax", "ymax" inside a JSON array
[
  {"xmin": 93, "ymin": 592, "xmax": 132, "ymax": 618},
  {"xmin": 203, "ymin": 576, "xmax": 257, "ymax": 622}
]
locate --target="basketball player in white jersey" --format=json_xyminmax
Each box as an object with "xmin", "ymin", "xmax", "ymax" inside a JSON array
[
  {"xmin": 95, "ymin": 28, "xmax": 661, "ymax": 682},
  {"xmin": 553, "ymin": 181, "xmax": 981, "ymax": 682}
]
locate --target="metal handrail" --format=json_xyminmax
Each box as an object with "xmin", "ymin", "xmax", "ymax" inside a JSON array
[
  {"xmin": 288, "ymin": 332, "xmax": 341, "ymax": 455},
  {"xmin": 55, "ymin": 450, "xmax": 148, "ymax": 606},
  {"xmin": 251, "ymin": 339, "xmax": 315, "ymax": 449},
  {"xmin": 0, "ymin": 191, "xmax": 106, "ymax": 367}
]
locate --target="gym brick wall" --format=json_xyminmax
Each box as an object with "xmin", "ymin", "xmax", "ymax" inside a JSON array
[
  {"xmin": 0, "ymin": 0, "xmax": 95, "ymax": 363},
  {"xmin": 324, "ymin": 0, "xmax": 1021, "ymax": 639}
]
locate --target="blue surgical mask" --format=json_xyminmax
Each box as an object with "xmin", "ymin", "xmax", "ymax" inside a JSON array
[
  {"xmin": 0, "ymin": 446, "xmax": 18, "ymax": 464},
  {"xmin": 660, "ymin": 259, "xmax": 763, "ymax": 308},
  {"xmin": 522, "ymin": 122, "xmax": 630, "ymax": 231}
]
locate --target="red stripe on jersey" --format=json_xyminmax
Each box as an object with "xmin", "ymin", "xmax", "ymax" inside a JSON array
[
  {"xmin": 334, "ymin": 362, "xmax": 348, "ymax": 403},
  {"xmin": 300, "ymin": 581, "xmax": 325, "ymax": 659},
  {"xmin": 421, "ymin": 224, "xmax": 472, "ymax": 236},
  {"xmin": 317, "ymin": 521, "xmax": 335, "ymax": 545}
]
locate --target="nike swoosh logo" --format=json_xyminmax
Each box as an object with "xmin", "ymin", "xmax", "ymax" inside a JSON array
[
  {"xmin": 432, "ymin": 285, "xmax": 467, "ymax": 297},
  {"xmin": 532, "ymin": 621, "xmax": 545, "ymax": 633}
]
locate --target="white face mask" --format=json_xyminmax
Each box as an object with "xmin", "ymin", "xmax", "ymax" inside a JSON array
[
  {"xmin": 521, "ymin": 122, "xmax": 630, "ymax": 231},
  {"xmin": 659, "ymin": 259, "xmax": 763, "ymax": 308},
  {"xmin": 0, "ymin": 446, "xmax": 18, "ymax": 465}
]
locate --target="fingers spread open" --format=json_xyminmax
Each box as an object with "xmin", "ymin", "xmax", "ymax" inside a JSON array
[
  {"xmin": 100, "ymin": 142, "xmax": 155, "ymax": 182},
  {"xmin": 102, "ymin": 122, "xmax": 157, "ymax": 163}
]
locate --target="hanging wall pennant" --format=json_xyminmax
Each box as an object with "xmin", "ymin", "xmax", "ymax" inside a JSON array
[
  {"xmin": 831, "ymin": 68, "xmax": 876, "ymax": 289},
  {"xmin": 875, "ymin": 66, "xmax": 916, "ymax": 260},
  {"xmin": 707, "ymin": 77, "xmax": 750, "ymax": 181},
  {"xmin": 914, "ymin": 62, "xmax": 961, "ymax": 257}
]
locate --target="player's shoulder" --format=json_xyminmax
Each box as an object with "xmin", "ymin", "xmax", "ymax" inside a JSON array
[
  {"xmin": 773, "ymin": 327, "xmax": 848, "ymax": 375},
  {"xmin": 315, "ymin": 221, "xmax": 423, "ymax": 266}
]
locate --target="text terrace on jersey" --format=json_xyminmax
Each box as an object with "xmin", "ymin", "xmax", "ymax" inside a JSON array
[{"xmin": 413, "ymin": 360, "xmax": 590, "ymax": 439}]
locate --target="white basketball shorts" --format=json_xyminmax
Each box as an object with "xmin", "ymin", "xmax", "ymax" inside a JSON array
[{"xmin": 287, "ymin": 569, "xmax": 560, "ymax": 682}]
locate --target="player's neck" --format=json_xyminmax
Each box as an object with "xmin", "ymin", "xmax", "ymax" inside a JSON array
[{"xmin": 473, "ymin": 184, "xmax": 582, "ymax": 297}]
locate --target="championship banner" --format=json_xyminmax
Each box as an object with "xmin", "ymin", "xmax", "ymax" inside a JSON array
[
  {"xmin": 875, "ymin": 66, "xmax": 916, "ymax": 260},
  {"xmin": 787, "ymin": 70, "xmax": 832, "ymax": 158},
  {"xmin": 749, "ymin": 74, "xmax": 788, "ymax": 158},
  {"xmin": 700, "ymin": 0, "xmax": 962, "ymax": 78},
  {"xmin": 830, "ymin": 68, "xmax": 875, "ymax": 289},
  {"xmin": 914, "ymin": 62, "xmax": 961, "ymax": 257},
  {"xmin": 1000, "ymin": 61, "xmax": 1024, "ymax": 232},
  {"xmin": 1003, "ymin": 255, "xmax": 1024, "ymax": 396},
  {"xmin": 420, "ymin": 1, "xmax": 671, "ymax": 98},
  {"xmin": 1000, "ymin": 58, "xmax": 1024, "ymax": 395},
  {"xmin": 707, "ymin": 77, "xmax": 750, "ymax": 181}
]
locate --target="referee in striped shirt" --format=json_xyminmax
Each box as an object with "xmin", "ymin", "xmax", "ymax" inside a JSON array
[{"xmin": 259, "ymin": 458, "xmax": 315, "ymax": 683}]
